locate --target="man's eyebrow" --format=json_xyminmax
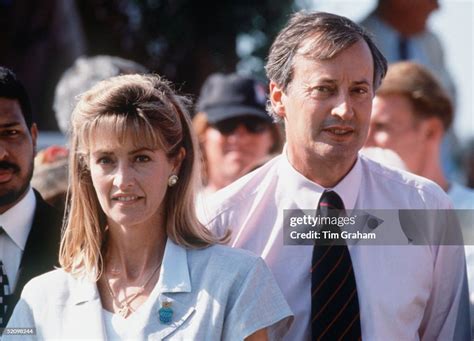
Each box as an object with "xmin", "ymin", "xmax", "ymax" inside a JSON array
[
  {"xmin": 353, "ymin": 79, "xmax": 371, "ymax": 86},
  {"xmin": 316, "ymin": 78, "xmax": 337, "ymax": 84},
  {"xmin": 0, "ymin": 122, "xmax": 22, "ymax": 129}
]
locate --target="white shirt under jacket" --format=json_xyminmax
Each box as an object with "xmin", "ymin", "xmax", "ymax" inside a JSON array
[{"xmin": 198, "ymin": 152, "xmax": 471, "ymax": 341}]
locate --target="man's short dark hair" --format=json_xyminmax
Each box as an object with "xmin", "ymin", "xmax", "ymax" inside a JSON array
[
  {"xmin": 0, "ymin": 67, "xmax": 33, "ymax": 128},
  {"xmin": 265, "ymin": 11, "xmax": 387, "ymax": 119}
]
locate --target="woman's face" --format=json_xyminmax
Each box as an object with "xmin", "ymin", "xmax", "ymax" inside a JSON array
[{"xmin": 89, "ymin": 130, "xmax": 178, "ymax": 229}]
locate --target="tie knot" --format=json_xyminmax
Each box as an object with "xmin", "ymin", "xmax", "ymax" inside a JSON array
[{"xmin": 318, "ymin": 191, "xmax": 345, "ymax": 211}]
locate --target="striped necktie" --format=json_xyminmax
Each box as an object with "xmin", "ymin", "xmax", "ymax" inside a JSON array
[
  {"xmin": 311, "ymin": 191, "xmax": 361, "ymax": 340},
  {"xmin": 0, "ymin": 226, "xmax": 10, "ymax": 328},
  {"xmin": 0, "ymin": 260, "xmax": 10, "ymax": 328}
]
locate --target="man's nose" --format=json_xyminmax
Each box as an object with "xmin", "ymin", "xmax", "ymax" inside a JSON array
[
  {"xmin": 0, "ymin": 143, "xmax": 9, "ymax": 160},
  {"xmin": 331, "ymin": 93, "xmax": 354, "ymax": 120}
]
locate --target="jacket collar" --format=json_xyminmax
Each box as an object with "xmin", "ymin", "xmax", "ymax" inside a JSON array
[
  {"xmin": 69, "ymin": 240, "xmax": 195, "ymax": 339},
  {"xmin": 158, "ymin": 239, "xmax": 191, "ymax": 293}
]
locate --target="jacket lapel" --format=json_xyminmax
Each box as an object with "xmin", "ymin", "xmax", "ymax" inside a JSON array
[
  {"xmin": 146, "ymin": 241, "xmax": 197, "ymax": 340},
  {"xmin": 8, "ymin": 190, "xmax": 61, "ymax": 321}
]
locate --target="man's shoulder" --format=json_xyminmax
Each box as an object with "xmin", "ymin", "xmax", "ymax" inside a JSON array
[
  {"xmin": 360, "ymin": 155, "xmax": 451, "ymax": 207},
  {"xmin": 198, "ymin": 155, "xmax": 281, "ymax": 222},
  {"xmin": 32, "ymin": 190, "xmax": 61, "ymax": 223},
  {"xmin": 30, "ymin": 190, "xmax": 62, "ymax": 247}
]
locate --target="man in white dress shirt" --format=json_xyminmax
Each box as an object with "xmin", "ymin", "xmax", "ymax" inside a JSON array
[
  {"xmin": 0, "ymin": 67, "xmax": 61, "ymax": 330},
  {"xmin": 199, "ymin": 11, "xmax": 470, "ymax": 340},
  {"xmin": 366, "ymin": 60, "xmax": 474, "ymax": 332}
]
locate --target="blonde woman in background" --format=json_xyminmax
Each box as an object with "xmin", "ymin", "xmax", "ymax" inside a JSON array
[{"xmin": 6, "ymin": 74, "xmax": 292, "ymax": 340}]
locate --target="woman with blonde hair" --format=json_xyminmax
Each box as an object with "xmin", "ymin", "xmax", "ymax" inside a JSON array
[{"xmin": 5, "ymin": 74, "xmax": 292, "ymax": 340}]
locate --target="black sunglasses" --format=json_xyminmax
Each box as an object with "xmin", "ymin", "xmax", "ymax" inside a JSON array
[{"xmin": 212, "ymin": 116, "xmax": 270, "ymax": 135}]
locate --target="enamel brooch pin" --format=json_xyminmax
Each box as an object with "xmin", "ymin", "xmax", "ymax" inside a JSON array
[{"xmin": 159, "ymin": 301, "xmax": 173, "ymax": 324}]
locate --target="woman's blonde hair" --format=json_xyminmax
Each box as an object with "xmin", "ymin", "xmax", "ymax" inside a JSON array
[{"xmin": 60, "ymin": 74, "xmax": 227, "ymax": 279}]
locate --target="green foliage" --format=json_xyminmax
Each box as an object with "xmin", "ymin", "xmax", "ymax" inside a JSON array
[{"xmin": 78, "ymin": 0, "xmax": 295, "ymax": 95}]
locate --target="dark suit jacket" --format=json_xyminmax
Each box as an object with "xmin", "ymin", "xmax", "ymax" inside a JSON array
[{"xmin": 5, "ymin": 189, "xmax": 62, "ymax": 324}]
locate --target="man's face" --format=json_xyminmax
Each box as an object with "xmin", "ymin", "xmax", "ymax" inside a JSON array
[
  {"xmin": 0, "ymin": 98, "xmax": 37, "ymax": 213},
  {"xmin": 271, "ymin": 39, "xmax": 374, "ymax": 173},
  {"xmin": 204, "ymin": 116, "xmax": 274, "ymax": 187},
  {"xmin": 366, "ymin": 94, "xmax": 428, "ymax": 174}
]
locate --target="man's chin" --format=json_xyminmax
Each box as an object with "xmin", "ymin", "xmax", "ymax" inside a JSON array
[{"xmin": 0, "ymin": 187, "xmax": 29, "ymax": 208}]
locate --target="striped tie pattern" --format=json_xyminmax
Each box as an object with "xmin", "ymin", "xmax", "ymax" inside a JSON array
[
  {"xmin": 0, "ymin": 260, "xmax": 10, "ymax": 328},
  {"xmin": 311, "ymin": 191, "xmax": 361, "ymax": 340}
]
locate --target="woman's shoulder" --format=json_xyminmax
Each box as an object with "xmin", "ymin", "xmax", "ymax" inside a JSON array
[
  {"xmin": 186, "ymin": 244, "xmax": 270, "ymax": 285},
  {"xmin": 189, "ymin": 244, "xmax": 261, "ymax": 268}
]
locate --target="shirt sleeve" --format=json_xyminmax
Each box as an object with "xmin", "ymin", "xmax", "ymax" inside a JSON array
[
  {"xmin": 222, "ymin": 257, "xmax": 293, "ymax": 340},
  {"xmin": 419, "ymin": 244, "xmax": 471, "ymax": 340}
]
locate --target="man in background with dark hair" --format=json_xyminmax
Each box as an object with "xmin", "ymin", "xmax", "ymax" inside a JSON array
[{"xmin": 0, "ymin": 67, "xmax": 61, "ymax": 329}]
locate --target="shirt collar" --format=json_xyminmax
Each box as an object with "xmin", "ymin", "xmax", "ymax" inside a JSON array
[
  {"xmin": 0, "ymin": 187, "xmax": 36, "ymax": 250},
  {"xmin": 278, "ymin": 148, "xmax": 362, "ymax": 209},
  {"xmin": 158, "ymin": 239, "xmax": 191, "ymax": 293}
]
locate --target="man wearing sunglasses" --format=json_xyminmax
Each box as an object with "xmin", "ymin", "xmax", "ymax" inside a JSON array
[{"xmin": 193, "ymin": 73, "xmax": 283, "ymax": 195}]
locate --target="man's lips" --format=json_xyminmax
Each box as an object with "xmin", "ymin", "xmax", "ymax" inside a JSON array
[
  {"xmin": 0, "ymin": 168, "xmax": 15, "ymax": 183},
  {"xmin": 322, "ymin": 126, "xmax": 355, "ymax": 137}
]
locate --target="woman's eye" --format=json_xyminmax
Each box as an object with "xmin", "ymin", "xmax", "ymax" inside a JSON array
[
  {"xmin": 97, "ymin": 157, "xmax": 113, "ymax": 165},
  {"xmin": 135, "ymin": 155, "xmax": 151, "ymax": 162}
]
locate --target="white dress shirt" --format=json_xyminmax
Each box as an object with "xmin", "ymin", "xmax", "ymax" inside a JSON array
[
  {"xmin": 448, "ymin": 182, "xmax": 474, "ymax": 331},
  {"xmin": 199, "ymin": 153, "xmax": 470, "ymax": 340},
  {"xmin": 0, "ymin": 187, "xmax": 35, "ymax": 292}
]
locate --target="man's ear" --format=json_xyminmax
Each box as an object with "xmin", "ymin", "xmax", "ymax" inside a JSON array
[
  {"xmin": 30, "ymin": 123, "xmax": 38, "ymax": 156},
  {"xmin": 269, "ymin": 81, "xmax": 286, "ymax": 119},
  {"xmin": 423, "ymin": 117, "xmax": 444, "ymax": 142}
]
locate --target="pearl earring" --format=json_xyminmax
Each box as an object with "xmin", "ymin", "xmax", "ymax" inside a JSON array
[{"xmin": 168, "ymin": 174, "xmax": 179, "ymax": 187}]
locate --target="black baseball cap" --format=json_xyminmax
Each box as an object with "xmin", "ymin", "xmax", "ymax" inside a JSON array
[{"xmin": 196, "ymin": 73, "xmax": 272, "ymax": 124}]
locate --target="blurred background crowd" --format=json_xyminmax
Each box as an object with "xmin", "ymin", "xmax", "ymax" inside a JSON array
[{"xmin": 1, "ymin": 0, "xmax": 473, "ymax": 210}]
